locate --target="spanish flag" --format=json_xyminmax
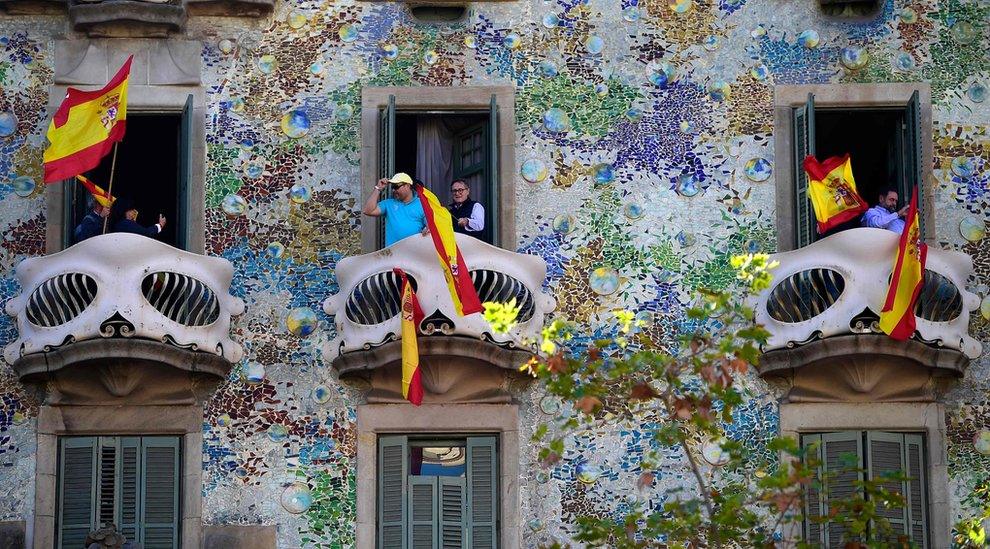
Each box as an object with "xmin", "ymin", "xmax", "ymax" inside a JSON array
[
  {"xmin": 43, "ymin": 56, "xmax": 132, "ymax": 183},
  {"xmin": 75, "ymin": 174, "xmax": 115, "ymax": 207},
  {"xmin": 879, "ymin": 188, "xmax": 927, "ymax": 340},
  {"xmin": 802, "ymin": 154, "xmax": 869, "ymax": 234},
  {"xmin": 395, "ymin": 268, "xmax": 425, "ymax": 405},
  {"xmin": 413, "ymin": 183, "xmax": 483, "ymax": 316}
]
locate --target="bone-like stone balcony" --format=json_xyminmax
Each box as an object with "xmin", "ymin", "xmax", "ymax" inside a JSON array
[
  {"xmin": 753, "ymin": 227, "xmax": 982, "ymax": 402},
  {"xmin": 4, "ymin": 233, "xmax": 244, "ymax": 392},
  {"xmin": 322, "ymin": 234, "xmax": 556, "ymax": 403}
]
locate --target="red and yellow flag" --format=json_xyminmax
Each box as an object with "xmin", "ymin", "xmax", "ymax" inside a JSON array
[
  {"xmin": 395, "ymin": 268, "xmax": 425, "ymax": 406},
  {"xmin": 44, "ymin": 56, "xmax": 132, "ymax": 183},
  {"xmin": 75, "ymin": 174, "xmax": 115, "ymax": 207},
  {"xmin": 414, "ymin": 183, "xmax": 483, "ymax": 316},
  {"xmin": 879, "ymin": 188, "xmax": 927, "ymax": 340},
  {"xmin": 802, "ymin": 154, "xmax": 869, "ymax": 234}
]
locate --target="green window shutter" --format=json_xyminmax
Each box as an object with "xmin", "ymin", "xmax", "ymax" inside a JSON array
[
  {"xmin": 140, "ymin": 437, "xmax": 180, "ymax": 549},
  {"xmin": 408, "ymin": 476, "xmax": 438, "ymax": 548},
  {"xmin": 378, "ymin": 435, "xmax": 408, "ymax": 549},
  {"xmin": 439, "ymin": 476, "xmax": 466, "ymax": 548},
  {"xmin": 466, "ymin": 436, "xmax": 497, "ymax": 548},
  {"xmin": 119, "ymin": 437, "xmax": 141, "ymax": 542},
  {"xmin": 177, "ymin": 93, "xmax": 193, "ymax": 251},
  {"xmin": 903, "ymin": 90, "xmax": 924, "ymax": 238},
  {"xmin": 904, "ymin": 434, "xmax": 928, "ymax": 548},
  {"xmin": 793, "ymin": 92, "xmax": 816, "ymax": 248},
  {"xmin": 801, "ymin": 433, "xmax": 825, "ymax": 546},
  {"xmin": 97, "ymin": 437, "xmax": 119, "ymax": 529},
  {"xmin": 866, "ymin": 432, "xmax": 908, "ymax": 540},
  {"xmin": 822, "ymin": 431, "xmax": 863, "ymax": 548},
  {"xmin": 488, "ymin": 94, "xmax": 500, "ymax": 246},
  {"xmin": 378, "ymin": 94, "xmax": 396, "ymax": 249},
  {"xmin": 58, "ymin": 437, "xmax": 98, "ymax": 549}
]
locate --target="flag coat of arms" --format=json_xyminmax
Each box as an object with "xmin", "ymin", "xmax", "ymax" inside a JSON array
[
  {"xmin": 395, "ymin": 268, "xmax": 425, "ymax": 405},
  {"xmin": 879, "ymin": 188, "xmax": 927, "ymax": 340},
  {"xmin": 413, "ymin": 183, "xmax": 483, "ymax": 316},
  {"xmin": 43, "ymin": 56, "xmax": 132, "ymax": 182},
  {"xmin": 802, "ymin": 154, "xmax": 869, "ymax": 234}
]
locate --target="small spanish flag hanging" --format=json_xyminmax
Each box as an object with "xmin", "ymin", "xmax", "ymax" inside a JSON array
[
  {"xmin": 395, "ymin": 268, "xmax": 425, "ymax": 406},
  {"xmin": 75, "ymin": 174, "xmax": 115, "ymax": 207},
  {"xmin": 413, "ymin": 183, "xmax": 483, "ymax": 316},
  {"xmin": 44, "ymin": 56, "xmax": 132, "ymax": 182},
  {"xmin": 802, "ymin": 154, "xmax": 869, "ymax": 234},
  {"xmin": 879, "ymin": 188, "xmax": 927, "ymax": 340}
]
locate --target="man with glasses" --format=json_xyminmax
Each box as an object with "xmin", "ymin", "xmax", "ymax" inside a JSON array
[
  {"xmin": 362, "ymin": 172, "xmax": 427, "ymax": 246},
  {"xmin": 447, "ymin": 179, "xmax": 484, "ymax": 238}
]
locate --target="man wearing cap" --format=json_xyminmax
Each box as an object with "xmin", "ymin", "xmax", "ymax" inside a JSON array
[{"xmin": 362, "ymin": 172, "xmax": 427, "ymax": 246}]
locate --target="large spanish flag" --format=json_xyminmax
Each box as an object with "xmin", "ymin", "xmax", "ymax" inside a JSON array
[
  {"xmin": 414, "ymin": 183, "xmax": 483, "ymax": 316},
  {"xmin": 802, "ymin": 154, "xmax": 869, "ymax": 234},
  {"xmin": 879, "ymin": 188, "xmax": 927, "ymax": 340},
  {"xmin": 395, "ymin": 268, "xmax": 425, "ymax": 405},
  {"xmin": 43, "ymin": 56, "xmax": 132, "ymax": 183},
  {"xmin": 75, "ymin": 174, "xmax": 115, "ymax": 207}
]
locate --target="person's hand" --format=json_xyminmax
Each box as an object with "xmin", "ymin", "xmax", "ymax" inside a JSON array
[
  {"xmin": 375, "ymin": 178, "xmax": 388, "ymax": 192},
  {"xmin": 898, "ymin": 205, "xmax": 910, "ymax": 217},
  {"xmin": 158, "ymin": 214, "xmax": 167, "ymax": 228},
  {"xmin": 458, "ymin": 218, "xmax": 469, "ymax": 228},
  {"xmin": 421, "ymin": 226, "xmax": 430, "ymax": 236}
]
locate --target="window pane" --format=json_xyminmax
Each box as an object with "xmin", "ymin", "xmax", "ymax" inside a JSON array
[{"xmin": 410, "ymin": 445, "xmax": 467, "ymax": 477}]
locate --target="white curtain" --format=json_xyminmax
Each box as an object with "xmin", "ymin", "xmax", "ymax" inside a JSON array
[{"xmin": 415, "ymin": 115, "xmax": 454, "ymax": 205}]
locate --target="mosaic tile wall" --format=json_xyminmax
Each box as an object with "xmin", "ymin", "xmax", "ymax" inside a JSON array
[{"xmin": 1, "ymin": 0, "xmax": 990, "ymax": 545}]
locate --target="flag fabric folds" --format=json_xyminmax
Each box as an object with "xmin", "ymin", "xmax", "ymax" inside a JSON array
[
  {"xmin": 395, "ymin": 268, "xmax": 425, "ymax": 406},
  {"xmin": 802, "ymin": 154, "xmax": 869, "ymax": 234},
  {"xmin": 879, "ymin": 188, "xmax": 927, "ymax": 340},
  {"xmin": 44, "ymin": 56, "xmax": 133, "ymax": 183},
  {"xmin": 75, "ymin": 175, "xmax": 115, "ymax": 207},
  {"xmin": 413, "ymin": 183, "xmax": 483, "ymax": 316}
]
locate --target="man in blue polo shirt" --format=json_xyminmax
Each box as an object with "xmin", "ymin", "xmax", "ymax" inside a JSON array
[{"xmin": 361, "ymin": 172, "xmax": 428, "ymax": 246}]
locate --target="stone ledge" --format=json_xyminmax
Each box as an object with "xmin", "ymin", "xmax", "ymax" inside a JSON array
[{"xmin": 332, "ymin": 336, "xmax": 533, "ymax": 375}]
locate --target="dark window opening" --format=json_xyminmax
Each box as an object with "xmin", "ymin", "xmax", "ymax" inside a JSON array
[
  {"xmin": 409, "ymin": 5, "xmax": 468, "ymax": 23},
  {"xmin": 820, "ymin": 0, "xmax": 881, "ymax": 18}
]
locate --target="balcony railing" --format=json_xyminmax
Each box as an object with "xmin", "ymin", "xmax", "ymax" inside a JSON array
[
  {"xmin": 753, "ymin": 227, "xmax": 981, "ymax": 359},
  {"xmin": 3, "ymin": 233, "xmax": 245, "ymax": 370},
  {"xmin": 323, "ymin": 233, "xmax": 556, "ymax": 361}
]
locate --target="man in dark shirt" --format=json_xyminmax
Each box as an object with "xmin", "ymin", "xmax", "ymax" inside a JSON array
[
  {"xmin": 111, "ymin": 197, "xmax": 167, "ymax": 238},
  {"xmin": 73, "ymin": 198, "xmax": 111, "ymax": 243},
  {"xmin": 447, "ymin": 179, "xmax": 484, "ymax": 237}
]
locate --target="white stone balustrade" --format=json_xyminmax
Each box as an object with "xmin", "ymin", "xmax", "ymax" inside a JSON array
[
  {"xmin": 323, "ymin": 233, "xmax": 556, "ymax": 359},
  {"xmin": 4, "ymin": 233, "xmax": 245, "ymax": 365},
  {"xmin": 753, "ymin": 227, "xmax": 981, "ymax": 359}
]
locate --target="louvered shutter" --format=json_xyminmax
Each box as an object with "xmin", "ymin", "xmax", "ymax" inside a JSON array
[
  {"xmin": 904, "ymin": 434, "xmax": 928, "ymax": 547},
  {"xmin": 466, "ymin": 436, "xmax": 498, "ymax": 548},
  {"xmin": 140, "ymin": 437, "xmax": 180, "ymax": 549},
  {"xmin": 119, "ymin": 437, "xmax": 141, "ymax": 542},
  {"xmin": 793, "ymin": 92, "xmax": 816, "ymax": 248},
  {"xmin": 378, "ymin": 94, "xmax": 396, "ymax": 249},
  {"xmin": 58, "ymin": 437, "xmax": 98, "ymax": 549},
  {"xmin": 379, "ymin": 435, "xmax": 408, "ymax": 549},
  {"xmin": 822, "ymin": 432, "xmax": 863, "ymax": 548},
  {"xmin": 802, "ymin": 434, "xmax": 825, "ymax": 546},
  {"xmin": 408, "ymin": 477, "xmax": 438, "ymax": 548},
  {"xmin": 488, "ymin": 94, "xmax": 500, "ymax": 246},
  {"xmin": 866, "ymin": 432, "xmax": 908, "ymax": 540},
  {"xmin": 903, "ymin": 90, "xmax": 924, "ymax": 238},
  {"xmin": 439, "ymin": 477, "xmax": 466, "ymax": 548},
  {"xmin": 97, "ymin": 437, "xmax": 119, "ymax": 529}
]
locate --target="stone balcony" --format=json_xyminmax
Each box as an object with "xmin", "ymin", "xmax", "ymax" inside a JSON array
[
  {"xmin": 753, "ymin": 227, "xmax": 982, "ymax": 402},
  {"xmin": 4, "ymin": 233, "xmax": 244, "ymax": 405},
  {"xmin": 323, "ymin": 234, "xmax": 556, "ymax": 404}
]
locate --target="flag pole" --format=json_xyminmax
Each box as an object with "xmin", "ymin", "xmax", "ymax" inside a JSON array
[{"xmin": 101, "ymin": 142, "xmax": 119, "ymax": 235}]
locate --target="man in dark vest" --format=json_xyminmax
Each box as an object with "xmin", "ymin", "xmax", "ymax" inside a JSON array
[{"xmin": 447, "ymin": 179, "xmax": 484, "ymax": 238}]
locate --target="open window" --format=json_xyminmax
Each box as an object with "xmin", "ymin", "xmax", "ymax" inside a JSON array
[
  {"xmin": 63, "ymin": 94, "xmax": 194, "ymax": 250},
  {"xmin": 790, "ymin": 90, "xmax": 924, "ymax": 248},
  {"xmin": 374, "ymin": 92, "xmax": 502, "ymax": 248},
  {"xmin": 802, "ymin": 431, "xmax": 928, "ymax": 547},
  {"xmin": 378, "ymin": 434, "xmax": 498, "ymax": 548}
]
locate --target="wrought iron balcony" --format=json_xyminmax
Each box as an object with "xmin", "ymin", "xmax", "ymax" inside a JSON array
[
  {"xmin": 4, "ymin": 233, "xmax": 244, "ymax": 389},
  {"xmin": 322, "ymin": 234, "xmax": 555, "ymax": 403},
  {"xmin": 752, "ymin": 228, "xmax": 981, "ymax": 402}
]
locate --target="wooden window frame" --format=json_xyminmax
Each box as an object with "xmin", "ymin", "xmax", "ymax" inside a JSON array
[{"xmin": 773, "ymin": 83, "xmax": 933, "ymax": 252}]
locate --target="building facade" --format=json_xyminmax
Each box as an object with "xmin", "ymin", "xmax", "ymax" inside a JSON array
[{"xmin": 0, "ymin": 0, "xmax": 988, "ymax": 547}]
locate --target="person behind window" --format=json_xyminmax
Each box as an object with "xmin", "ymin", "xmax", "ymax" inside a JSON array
[
  {"xmin": 73, "ymin": 196, "xmax": 111, "ymax": 244},
  {"xmin": 110, "ymin": 197, "xmax": 166, "ymax": 238},
  {"xmin": 861, "ymin": 187, "xmax": 908, "ymax": 234},
  {"xmin": 362, "ymin": 172, "xmax": 428, "ymax": 246},
  {"xmin": 447, "ymin": 179, "xmax": 484, "ymax": 237}
]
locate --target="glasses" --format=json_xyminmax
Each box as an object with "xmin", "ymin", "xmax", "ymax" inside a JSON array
[
  {"xmin": 452, "ymin": 188, "xmax": 468, "ymax": 193},
  {"xmin": 390, "ymin": 184, "xmax": 404, "ymax": 190}
]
